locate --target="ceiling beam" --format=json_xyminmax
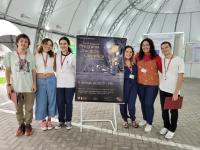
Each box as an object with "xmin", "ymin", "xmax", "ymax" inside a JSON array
[
  {"xmin": 34, "ymin": 0, "xmax": 58, "ymax": 50},
  {"xmin": 86, "ymin": 0, "xmax": 111, "ymax": 35},
  {"xmin": 174, "ymin": 0, "xmax": 184, "ymax": 31}
]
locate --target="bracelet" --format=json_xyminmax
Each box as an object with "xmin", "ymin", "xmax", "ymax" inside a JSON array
[{"xmin": 7, "ymin": 84, "xmax": 12, "ymax": 86}]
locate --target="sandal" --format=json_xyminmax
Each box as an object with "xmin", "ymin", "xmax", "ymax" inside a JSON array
[
  {"xmin": 122, "ymin": 122, "xmax": 129, "ymax": 128},
  {"xmin": 132, "ymin": 121, "xmax": 139, "ymax": 128}
]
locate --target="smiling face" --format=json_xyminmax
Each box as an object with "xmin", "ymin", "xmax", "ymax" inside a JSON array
[
  {"xmin": 42, "ymin": 40, "xmax": 53, "ymax": 53},
  {"xmin": 161, "ymin": 43, "xmax": 172, "ymax": 57},
  {"xmin": 59, "ymin": 39, "xmax": 69, "ymax": 52},
  {"xmin": 142, "ymin": 40, "xmax": 150, "ymax": 54},
  {"xmin": 17, "ymin": 38, "xmax": 29, "ymax": 50},
  {"xmin": 124, "ymin": 47, "xmax": 133, "ymax": 60}
]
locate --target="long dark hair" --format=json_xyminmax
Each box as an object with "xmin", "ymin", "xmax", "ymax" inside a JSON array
[
  {"xmin": 138, "ymin": 38, "xmax": 157, "ymax": 60},
  {"xmin": 123, "ymin": 45, "xmax": 135, "ymax": 65},
  {"xmin": 59, "ymin": 36, "xmax": 72, "ymax": 53},
  {"xmin": 37, "ymin": 38, "xmax": 54, "ymax": 57}
]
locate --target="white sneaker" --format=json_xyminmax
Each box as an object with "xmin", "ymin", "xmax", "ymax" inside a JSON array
[
  {"xmin": 165, "ymin": 131, "xmax": 175, "ymax": 139},
  {"xmin": 139, "ymin": 120, "xmax": 147, "ymax": 127},
  {"xmin": 160, "ymin": 128, "xmax": 168, "ymax": 135},
  {"xmin": 144, "ymin": 124, "xmax": 152, "ymax": 132},
  {"xmin": 55, "ymin": 122, "xmax": 65, "ymax": 130},
  {"xmin": 66, "ymin": 122, "xmax": 72, "ymax": 130}
]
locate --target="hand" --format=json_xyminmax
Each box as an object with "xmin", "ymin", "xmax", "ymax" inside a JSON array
[
  {"xmin": 6, "ymin": 85, "xmax": 13, "ymax": 98},
  {"xmin": 32, "ymin": 83, "xmax": 37, "ymax": 93},
  {"xmin": 172, "ymin": 93, "xmax": 178, "ymax": 101}
]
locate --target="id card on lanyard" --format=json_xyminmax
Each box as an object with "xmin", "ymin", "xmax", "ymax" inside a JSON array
[{"xmin": 128, "ymin": 66, "xmax": 135, "ymax": 79}]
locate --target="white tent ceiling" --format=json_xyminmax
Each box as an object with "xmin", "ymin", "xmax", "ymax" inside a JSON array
[{"xmin": 0, "ymin": 0, "xmax": 200, "ymax": 46}]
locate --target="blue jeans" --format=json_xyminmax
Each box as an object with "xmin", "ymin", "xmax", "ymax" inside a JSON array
[
  {"xmin": 138, "ymin": 84, "xmax": 158, "ymax": 125},
  {"xmin": 56, "ymin": 88, "xmax": 75, "ymax": 122},
  {"xmin": 35, "ymin": 75, "xmax": 57, "ymax": 120}
]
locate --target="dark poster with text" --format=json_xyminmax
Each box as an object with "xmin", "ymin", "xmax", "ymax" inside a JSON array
[{"xmin": 75, "ymin": 35, "xmax": 127, "ymax": 103}]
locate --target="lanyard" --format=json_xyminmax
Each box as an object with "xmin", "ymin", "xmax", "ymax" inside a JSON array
[
  {"xmin": 41, "ymin": 53, "xmax": 48, "ymax": 68},
  {"xmin": 164, "ymin": 56, "xmax": 173, "ymax": 77},
  {"xmin": 128, "ymin": 66, "xmax": 132, "ymax": 74},
  {"xmin": 60, "ymin": 53, "xmax": 67, "ymax": 69},
  {"xmin": 17, "ymin": 51, "xmax": 26, "ymax": 65}
]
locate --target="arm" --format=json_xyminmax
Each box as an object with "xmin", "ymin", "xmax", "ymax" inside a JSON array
[
  {"xmin": 53, "ymin": 54, "xmax": 56, "ymax": 72},
  {"xmin": 5, "ymin": 67, "xmax": 13, "ymax": 96},
  {"xmin": 156, "ymin": 55, "xmax": 162, "ymax": 73},
  {"xmin": 32, "ymin": 69, "xmax": 37, "ymax": 92},
  {"xmin": 31, "ymin": 55, "xmax": 37, "ymax": 92},
  {"xmin": 3, "ymin": 52, "xmax": 13, "ymax": 96},
  {"xmin": 172, "ymin": 73, "xmax": 184, "ymax": 101}
]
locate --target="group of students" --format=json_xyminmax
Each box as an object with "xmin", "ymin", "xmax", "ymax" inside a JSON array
[
  {"xmin": 120, "ymin": 38, "xmax": 184, "ymax": 139},
  {"xmin": 3, "ymin": 33, "xmax": 184, "ymax": 140},
  {"xmin": 4, "ymin": 34, "xmax": 76, "ymax": 136}
]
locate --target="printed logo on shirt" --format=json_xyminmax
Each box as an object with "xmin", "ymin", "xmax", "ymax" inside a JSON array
[{"xmin": 15, "ymin": 59, "xmax": 30, "ymax": 73}]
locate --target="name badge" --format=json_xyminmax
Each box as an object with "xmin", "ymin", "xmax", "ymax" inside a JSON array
[
  {"xmin": 141, "ymin": 68, "xmax": 147, "ymax": 73},
  {"xmin": 129, "ymin": 74, "xmax": 135, "ymax": 79}
]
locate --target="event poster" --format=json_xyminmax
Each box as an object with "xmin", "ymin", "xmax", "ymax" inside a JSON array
[{"xmin": 75, "ymin": 35, "xmax": 127, "ymax": 103}]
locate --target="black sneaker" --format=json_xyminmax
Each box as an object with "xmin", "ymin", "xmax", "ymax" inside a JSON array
[
  {"xmin": 66, "ymin": 122, "xmax": 72, "ymax": 130},
  {"xmin": 55, "ymin": 122, "xmax": 65, "ymax": 130}
]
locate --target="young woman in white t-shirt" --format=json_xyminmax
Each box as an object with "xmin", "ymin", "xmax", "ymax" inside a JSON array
[
  {"xmin": 159, "ymin": 41, "xmax": 184, "ymax": 139},
  {"xmin": 35, "ymin": 38, "xmax": 57, "ymax": 131},
  {"xmin": 54, "ymin": 37, "xmax": 76, "ymax": 130}
]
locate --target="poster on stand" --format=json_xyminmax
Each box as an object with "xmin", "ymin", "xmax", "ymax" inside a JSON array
[{"xmin": 75, "ymin": 35, "xmax": 127, "ymax": 103}]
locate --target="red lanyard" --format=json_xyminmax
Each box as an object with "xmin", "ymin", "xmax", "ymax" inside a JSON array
[
  {"xmin": 60, "ymin": 54, "xmax": 67, "ymax": 69},
  {"xmin": 17, "ymin": 51, "xmax": 26, "ymax": 65},
  {"xmin": 41, "ymin": 53, "xmax": 48, "ymax": 68},
  {"xmin": 164, "ymin": 56, "xmax": 173, "ymax": 76}
]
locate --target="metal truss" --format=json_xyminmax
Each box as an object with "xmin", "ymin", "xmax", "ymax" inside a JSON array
[
  {"xmin": 123, "ymin": 0, "xmax": 156, "ymax": 37},
  {"xmin": 147, "ymin": 0, "xmax": 170, "ymax": 33},
  {"xmin": 107, "ymin": 0, "xmax": 143, "ymax": 36},
  {"xmin": 86, "ymin": 0, "xmax": 111, "ymax": 35},
  {"xmin": 3, "ymin": 0, "xmax": 13, "ymax": 19},
  {"xmin": 174, "ymin": 0, "xmax": 184, "ymax": 31},
  {"xmin": 34, "ymin": 0, "xmax": 58, "ymax": 50}
]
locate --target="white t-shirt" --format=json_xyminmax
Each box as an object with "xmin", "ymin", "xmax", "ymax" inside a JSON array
[
  {"xmin": 35, "ymin": 52, "xmax": 54, "ymax": 73},
  {"xmin": 3, "ymin": 51, "xmax": 36, "ymax": 92},
  {"xmin": 159, "ymin": 56, "xmax": 184, "ymax": 94},
  {"xmin": 56, "ymin": 51, "xmax": 76, "ymax": 88}
]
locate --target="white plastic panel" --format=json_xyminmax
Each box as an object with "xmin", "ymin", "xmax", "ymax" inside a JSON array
[
  {"xmin": 161, "ymin": 14, "xmax": 177, "ymax": 32},
  {"xmin": 7, "ymin": 0, "xmax": 45, "ymax": 25},
  {"xmin": 98, "ymin": 0, "xmax": 129, "ymax": 36},
  {"xmin": 94, "ymin": 0, "xmax": 121, "ymax": 36},
  {"xmin": 0, "ymin": 0, "xmax": 9, "ymax": 13},
  {"xmin": 133, "ymin": 13, "xmax": 155, "ymax": 43},
  {"xmin": 190, "ymin": 12, "xmax": 200, "ymax": 42},
  {"xmin": 125, "ymin": 13, "xmax": 146, "ymax": 44},
  {"xmin": 49, "ymin": 0, "xmax": 101, "ymax": 35},
  {"xmin": 160, "ymin": 0, "xmax": 181, "ymax": 13},
  {"xmin": 113, "ymin": 10, "xmax": 138, "ymax": 38},
  {"xmin": 176, "ymin": 13, "xmax": 191, "ymax": 42},
  {"xmin": 149, "ymin": 14, "xmax": 166, "ymax": 33},
  {"xmin": 181, "ymin": 0, "xmax": 200, "ymax": 13}
]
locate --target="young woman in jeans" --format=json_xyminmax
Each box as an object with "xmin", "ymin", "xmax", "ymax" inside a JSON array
[{"xmin": 35, "ymin": 38, "xmax": 57, "ymax": 130}]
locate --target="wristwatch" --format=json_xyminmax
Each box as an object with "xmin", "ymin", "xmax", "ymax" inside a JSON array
[{"xmin": 7, "ymin": 84, "xmax": 12, "ymax": 86}]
